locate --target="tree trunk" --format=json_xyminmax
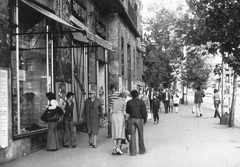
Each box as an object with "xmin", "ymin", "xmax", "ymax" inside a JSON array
[{"xmin": 229, "ymin": 72, "xmax": 237, "ymax": 127}]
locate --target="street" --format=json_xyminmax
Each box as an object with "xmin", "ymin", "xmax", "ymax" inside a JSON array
[{"xmin": 2, "ymin": 94, "xmax": 240, "ymax": 167}]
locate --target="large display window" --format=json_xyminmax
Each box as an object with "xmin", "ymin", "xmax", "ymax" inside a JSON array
[{"xmin": 11, "ymin": 1, "xmax": 53, "ymax": 136}]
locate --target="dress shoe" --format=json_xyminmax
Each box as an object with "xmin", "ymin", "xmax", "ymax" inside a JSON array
[
  {"xmin": 112, "ymin": 147, "xmax": 117, "ymax": 155},
  {"xmin": 72, "ymin": 145, "xmax": 76, "ymax": 148},
  {"xmin": 47, "ymin": 149, "xmax": 57, "ymax": 151},
  {"xmin": 107, "ymin": 135, "xmax": 112, "ymax": 138},
  {"xmin": 63, "ymin": 145, "xmax": 69, "ymax": 148},
  {"xmin": 93, "ymin": 145, "xmax": 97, "ymax": 148},
  {"xmin": 89, "ymin": 142, "xmax": 93, "ymax": 146},
  {"xmin": 200, "ymin": 114, "xmax": 202, "ymax": 117},
  {"xmin": 116, "ymin": 148, "xmax": 123, "ymax": 155}
]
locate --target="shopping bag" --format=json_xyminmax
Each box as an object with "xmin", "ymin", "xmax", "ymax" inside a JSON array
[
  {"xmin": 192, "ymin": 105, "xmax": 195, "ymax": 114},
  {"xmin": 147, "ymin": 112, "xmax": 152, "ymax": 120}
]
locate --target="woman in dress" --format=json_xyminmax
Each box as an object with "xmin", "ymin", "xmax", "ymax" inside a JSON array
[
  {"xmin": 111, "ymin": 93, "xmax": 126, "ymax": 155},
  {"xmin": 46, "ymin": 92, "xmax": 59, "ymax": 151}
]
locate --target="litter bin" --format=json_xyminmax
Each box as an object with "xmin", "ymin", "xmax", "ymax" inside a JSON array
[{"xmin": 220, "ymin": 112, "xmax": 230, "ymax": 125}]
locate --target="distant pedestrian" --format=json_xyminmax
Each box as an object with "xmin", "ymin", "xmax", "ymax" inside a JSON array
[
  {"xmin": 63, "ymin": 92, "xmax": 76, "ymax": 148},
  {"xmin": 126, "ymin": 90, "xmax": 147, "ymax": 156},
  {"xmin": 152, "ymin": 93, "xmax": 160, "ymax": 124},
  {"xmin": 124, "ymin": 90, "xmax": 132, "ymax": 103},
  {"xmin": 213, "ymin": 89, "xmax": 221, "ymax": 118},
  {"xmin": 141, "ymin": 89, "xmax": 151, "ymax": 116},
  {"xmin": 82, "ymin": 90, "xmax": 103, "ymax": 148},
  {"xmin": 162, "ymin": 88, "xmax": 171, "ymax": 113},
  {"xmin": 111, "ymin": 93, "xmax": 126, "ymax": 155},
  {"xmin": 169, "ymin": 90, "xmax": 174, "ymax": 113},
  {"xmin": 194, "ymin": 86, "xmax": 205, "ymax": 117},
  {"xmin": 45, "ymin": 92, "xmax": 59, "ymax": 151},
  {"xmin": 107, "ymin": 85, "xmax": 119, "ymax": 138},
  {"xmin": 173, "ymin": 91, "xmax": 180, "ymax": 113}
]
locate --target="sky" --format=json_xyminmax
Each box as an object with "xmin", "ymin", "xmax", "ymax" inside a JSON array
[{"xmin": 141, "ymin": 0, "xmax": 187, "ymax": 18}]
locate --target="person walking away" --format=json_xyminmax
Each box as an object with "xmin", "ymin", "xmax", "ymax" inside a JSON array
[
  {"xmin": 194, "ymin": 86, "xmax": 205, "ymax": 117},
  {"xmin": 111, "ymin": 93, "xmax": 126, "ymax": 155},
  {"xmin": 213, "ymin": 89, "xmax": 221, "ymax": 118},
  {"xmin": 46, "ymin": 92, "xmax": 60, "ymax": 151},
  {"xmin": 152, "ymin": 93, "xmax": 160, "ymax": 124},
  {"xmin": 162, "ymin": 88, "xmax": 170, "ymax": 113},
  {"xmin": 126, "ymin": 90, "xmax": 147, "ymax": 156},
  {"xmin": 63, "ymin": 92, "xmax": 76, "ymax": 148},
  {"xmin": 173, "ymin": 91, "xmax": 180, "ymax": 113},
  {"xmin": 141, "ymin": 89, "xmax": 151, "ymax": 119},
  {"xmin": 82, "ymin": 90, "xmax": 103, "ymax": 148},
  {"xmin": 107, "ymin": 85, "xmax": 119, "ymax": 138}
]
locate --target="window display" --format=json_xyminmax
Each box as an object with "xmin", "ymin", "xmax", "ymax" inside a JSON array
[{"xmin": 11, "ymin": 4, "xmax": 52, "ymax": 135}]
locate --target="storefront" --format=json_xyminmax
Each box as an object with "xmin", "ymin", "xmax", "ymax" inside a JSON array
[{"xmin": 0, "ymin": 0, "xmax": 112, "ymax": 164}]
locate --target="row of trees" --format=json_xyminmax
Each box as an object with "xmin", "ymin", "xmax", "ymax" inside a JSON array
[
  {"xmin": 143, "ymin": 0, "xmax": 240, "ymax": 127},
  {"xmin": 143, "ymin": 2, "xmax": 212, "ymax": 91}
]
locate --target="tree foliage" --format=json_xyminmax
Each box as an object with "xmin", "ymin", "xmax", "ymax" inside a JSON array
[
  {"xmin": 185, "ymin": 0, "xmax": 240, "ymax": 127},
  {"xmin": 143, "ymin": 3, "xmax": 212, "ymax": 89}
]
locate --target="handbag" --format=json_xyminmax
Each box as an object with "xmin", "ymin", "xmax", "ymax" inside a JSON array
[{"xmin": 40, "ymin": 107, "xmax": 61, "ymax": 123}]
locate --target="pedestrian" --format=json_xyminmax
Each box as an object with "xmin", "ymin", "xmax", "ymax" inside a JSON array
[
  {"xmin": 82, "ymin": 89, "xmax": 103, "ymax": 148},
  {"xmin": 173, "ymin": 91, "xmax": 180, "ymax": 113},
  {"xmin": 63, "ymin": 92, "xmax": 76, "ymax": 148},
  {"xmin": 126, "ymin": 90, "xmax": 147, "ymax": 156},
  {"xmin": 45, "ymin": 92, "xmax": 60, "ymax": 151},
  {"xmin": 124, "ymin": 90, "xmax": 132, "ymax": 103},
  {"xmin": 213, "ymin": 89, "xmax": 221, "ymax": 118},
  {"xmin": 162, "ymin": 88, "xmax": 170, "ymax": 113},
  {"xmin": 152, "ymin": 93, "xmax": 160, "ymax": 124},
  {"xmin": 141, "ymin": 89, "xmax": 150, "ymax": 113},
  {"xmin": 107, "ymin": 85, "xmax": 119, "ymax": 138},
  {"xmin": 169, "ymin": 90, "xmax": 174, "ymax": 113},
  {"xmin": 194, "ymin": 86, "xmax": 205, "ymax": 117},
  {"xmin": 111, "ymin": 93, "xmax": 126, "ymax": 155}
]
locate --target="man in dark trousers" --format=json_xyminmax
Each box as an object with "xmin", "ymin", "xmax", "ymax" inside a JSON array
[
  {"xmin": 126, "ymin": 90, "xmax": 147, "ymax": 156},
  {"xmin": 152, "ymin": 93, "xmax": 160, "ymax": 124},
  {"xmin": 162, "ymin": 88, "xmax": 171, "ymax": 113},
  {"xmin": 63, "ymin": 92, "xmax": 76, "ymax": 148}
]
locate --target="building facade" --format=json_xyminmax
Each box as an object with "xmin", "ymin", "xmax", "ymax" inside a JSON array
[
  {"xmin": 0, "ymin": 0, "xmax": 145, "ymax": 165},
  {"xmin": 93, "ymin": 0, "xmax": 145, "ymax": 93}
]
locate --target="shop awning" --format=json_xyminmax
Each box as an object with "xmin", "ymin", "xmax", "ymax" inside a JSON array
[
  {"xmin": 70, "ymin": 15, "xmax": 113, "ymax": 51},
  {"xmin": 21, "ymin": 0, "xmax": 82, "ymax": 31}
]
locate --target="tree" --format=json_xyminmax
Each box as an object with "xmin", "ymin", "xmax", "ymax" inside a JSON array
[
  {"xmin": 143, "ymin": 2, "xmax": 212, "ymax": 92},
  {"xmin": 181, "ymin": 45, "xmax": 213, "ymax": 89},
  {"xmin": 185, "ymin": 0, "xmax": 240, "ymax": 127},
  {"xmin": 143, "ymin": 4, "xmax": 186, "ymax": 90}
]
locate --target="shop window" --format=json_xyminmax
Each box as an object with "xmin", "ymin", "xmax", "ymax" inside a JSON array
[{"xmin": 11, "ymin": 2, "xmax": 53, "ymax": 136}]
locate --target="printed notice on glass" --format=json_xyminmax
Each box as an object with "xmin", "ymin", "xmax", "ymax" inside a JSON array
[{"xmin": 0, "ymin": 69, "xmax": 9, "ymax": 148}]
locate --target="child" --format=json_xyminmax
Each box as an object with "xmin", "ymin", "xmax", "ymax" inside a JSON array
[{"xmin": 173, "ymin": 92, "xmax": 180, "ymax": 113}]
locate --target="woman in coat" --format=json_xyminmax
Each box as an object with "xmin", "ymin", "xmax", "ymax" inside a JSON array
[
  {"xmin": 82, "ymin": 90, "xmax": 103, "ymax": 148},
  {"xmin": 46, "ymin": 92, "xmax": 59, "ymax": 151}
]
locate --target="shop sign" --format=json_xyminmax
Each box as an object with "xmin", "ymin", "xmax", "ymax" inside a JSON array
[{"xmin": 0, "ymin": 68, "xmax": 9, "ymax": 148}]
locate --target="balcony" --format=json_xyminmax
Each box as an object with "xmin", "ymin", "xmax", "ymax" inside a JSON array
[{"xmin": 92, "ymin": 0, "xmax": 140, "ymax": 37}]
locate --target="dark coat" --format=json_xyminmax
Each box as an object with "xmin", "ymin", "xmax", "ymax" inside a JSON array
[{"xmin": 82, "ymin": 98, "xmax": 103, "ymax": 135}]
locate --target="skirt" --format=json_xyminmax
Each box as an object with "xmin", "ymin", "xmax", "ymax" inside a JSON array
[{"xmin": 111, "ymin": 112, "xmax": 125, "ymax": 139}]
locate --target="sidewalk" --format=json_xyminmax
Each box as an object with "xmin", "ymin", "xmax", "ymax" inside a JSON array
[{"xmin": 2, "ymin": 97, "xmax": 240, "ymax": 167}]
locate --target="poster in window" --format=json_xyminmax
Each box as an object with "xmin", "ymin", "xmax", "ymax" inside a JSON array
[{"xmin": 0, "ymin": 68, "xmax": 9, "ymax": 148}]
